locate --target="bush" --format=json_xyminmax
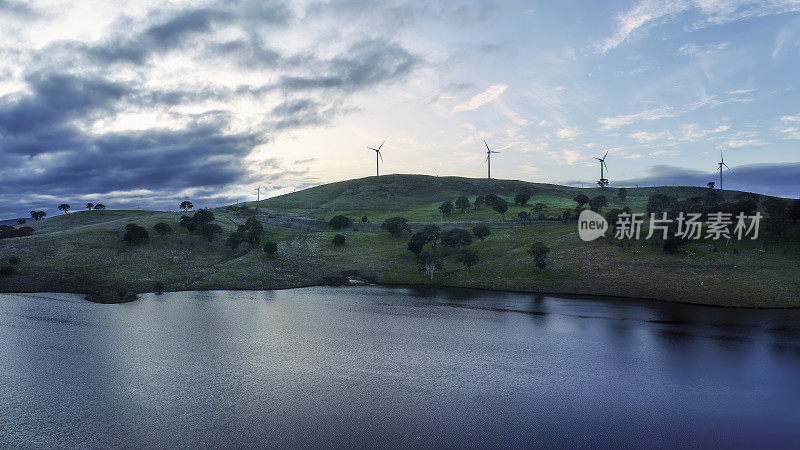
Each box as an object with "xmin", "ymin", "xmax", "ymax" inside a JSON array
[
  {"xmin": 527, "ymin": 242, "xmax": 550, "ymax": 269},
  {"xmin": 333, "ymin": 234, "xmax": 346, "ymax": 246},
  {"xmin": 199, "ymin": 223, "xmax": 222, "ymax": 242},
  {"xmin": 492, "ymin": 198, "xmax": 508, "ymax": 218},
  {"xmin": 263, "ymin": 241, "xmax": 278, "ymax": 255},
  {"xmin": 514, "ymin": 191, "xmax": 531, "ymax": 206},
  {"xmin": 153, "ymin": 222, "xmax": 173, "ymax": 236},
  {"xmin": 588, "ymin": 195, "xmax": 607, "ymax": 213},
  {"xmin": 16, "ymin": 218, "xmax": 26, "ymax": 225},
  {"xmin": 472, "ymin": 224, "xmax": 491, "ymax": 241},
  {"xmin": 329, "ymin": 215, "xmax": 352, "ymax": 230},
  {"xmin": 440, "ymin": 228, "xmax": 472, "ymax": 249},
  {"xmin": 407, "ymin": 233, "xmax": 426, "ymax": 255},
  {"xmin": 439, "ymin": 200, "xmax": 454, "ymax": 216},
  {"xmin": 361, "ymin": 216, "xmax": 368, "ymax": 223},
  {"xmin": 573, "ymin": 194, "xmax": 590, "ymax": 208},
  {"xmin": 381, "ymin": 217, "xmax": 411, "ymax": 237},
  {"xmin": 455, "ymin": 196, "xmax": 470, "ymax": 212},
  {"xmin": 122, "ymin": 223, "xmax": 149, "ymax": 243},
  {"xmin": 225, "ymin": 232, "xmax": 246, "ymax": 250}
]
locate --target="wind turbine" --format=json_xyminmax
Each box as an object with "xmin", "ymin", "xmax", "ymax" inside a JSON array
[
  {"xmin": 595, "ymin": 151, "xmax": 609, "ymax": 188},
  {"xmin": 484, "ymin": 140, "xmax": 500, "ymax": 179},
  {"xmin": 254, "ymin": 185, "xmax": 262, "ymax": 202},
  {"xmin": 367, "ymin": 141, "xmax": 385, "ymax": 177},
  {"xmin": 717, "ymin": 150, "xmax": 729, "ymax": 190}
]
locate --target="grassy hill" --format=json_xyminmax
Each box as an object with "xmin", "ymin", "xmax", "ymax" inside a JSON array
[
  {"xmin": 251, "ymin": 174, "xmax": 758, "ymax": 222},
  {"xmin": 1, "ymin": 175, "xmax": 797, "ymax": 307}
]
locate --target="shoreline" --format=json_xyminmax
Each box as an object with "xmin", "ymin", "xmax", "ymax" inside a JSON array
[{"xmin": 2, "ymin": 282, "xmax": 795, "ymax": 309}]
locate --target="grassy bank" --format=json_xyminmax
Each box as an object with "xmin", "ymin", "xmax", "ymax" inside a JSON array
[{"xmin": 1, "ymin": 175, "xmax": 798, "ymax": 307}]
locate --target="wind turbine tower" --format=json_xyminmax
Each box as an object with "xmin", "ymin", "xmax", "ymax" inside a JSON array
[
  {"xmin": 595, "ymin": 151, "xmax": 609, "ymax": 188},
  {"xmin": 255, "ymin": 185, "xmax": 262, "ymax": 202},
  {"xmin": 367, "ymin": 141, "xmax": 385, "ymax": 177},
  {"xmin": 484, "ymin": 140, "xmax": 500, "ymax": 179},
  {"xmin": 717, "ymin": 150, "xmax": 729, "ymax": 190}
]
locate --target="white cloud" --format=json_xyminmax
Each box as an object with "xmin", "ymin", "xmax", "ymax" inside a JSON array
[
  {"xmin": 452, "ymin": 84, "xmax": 508, "ymax": 113},
  {"xmin": 678, "ymin": 42, "xmax": 728, "ymax": 57},
  {"xmin": 556, "ymin": 127, "xmax": 582, "ymax": 139},
  {"xmin": 599, "ymin": 0, "xmax": 690, "ymax": 53},
  {"xmin": 780, "ymin": 114, "xmax": 800, "ymax": 122},
  {"xmin": 552, "ymin": 149, "xmax": 581, "ymax": 166},
  {"xmin": 599, "ymin": 107, "xmax": 675, "ymax": 129}
]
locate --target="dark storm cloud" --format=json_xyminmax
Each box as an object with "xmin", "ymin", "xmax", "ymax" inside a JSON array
[
  {"xmin": 0, "ymin": 1, "xmax": 423, "ymax": 219},
  {"xmin": 0, "ymin": 72, "xmax": 130, "ymax": 139},
  {"xmin": 0, "ymin": 0, "xmax": 36, "ymax": 17},
  {"xmin": 618, "ymin": 163, "xmax": 800, "ymax": 197}
]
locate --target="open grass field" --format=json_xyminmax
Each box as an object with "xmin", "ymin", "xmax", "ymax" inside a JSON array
[{"xmin": 1, "ymin": 175, "xmax": 798, "ymax": 307}]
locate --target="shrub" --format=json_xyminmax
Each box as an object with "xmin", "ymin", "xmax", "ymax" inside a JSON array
[
  {"xmin": 407, "ymin": 233, "xmax": 426, "ymax": 255},
  {"xmin": 333, "ymin": 234, "xmax": 346, "ymax": 246},
  {"xmin": 573, "ymin": 194, "xmax": 590, "ymax": 208},
  {"xmin": 263, "ymin": 241, "xmax": 278, "ymax": 255},
  {"xmin": 93, "ymin": 204, "xmax": 106, "ymax": 210},
  {"xmin": 329, "ymin": 215, "xmax": 352, "ymax": 230},
  {"xmin": 588, "ymin": 195, "xmax": 607, "ymax": 213},
  {"xmin": 455, "ymin": 196, "xmax": 470, "ymax": 213},
  {"xmin": 472, "ymin": 225, "xmax": 491, "ymax": 241},
  {"xmin": 225, "ymin": 232, "xmax": 246, "ymax": 250},
  {"xmin": 153, "ymin": 222, "xmax": 173, "ymax": 236},
  {"xmin": 381, "ymin": 217, "xmax": 410, "ymax": 237},
  {"xmin": 439, "ymin": 200, "xmax": 454, "ymax": 216},
  {"xmin": 514, "ymin": 191, "xmax": 531, "ymax": 206},
  {"xmin": 440, "ymin": 228, "xmax": 472, "ymax": 249},
  {"xmin": 122, "ymin": 224, "xmax": 149, "ymax": 243},
  {"xmin": 457, "ymin": 249, "xmax": 479, "ymax": 272},
  {"xmin": 199, "ymin": 223, "xmax": 223, "ymax": 242},
  {"xmin": 16, "ymin": 218, "xmax": 26, "ymax": 225},
  {"xmin": 485, "ymin": 193, "xmax": 500, "ymax": 207},
  {"xmin": 361, "ymin": 216, "xmax": 368, "ymax": 223},
  {"xmin": 492, "ymin": 198, "xmax": 508, "ymax": 218},
  {"xmin": 527, "ymin": 242, "xmax": 550, "ymax": 269},
  {"xmin": 474, "ymin": 195, "xmax": 485, "ymax": 210}
]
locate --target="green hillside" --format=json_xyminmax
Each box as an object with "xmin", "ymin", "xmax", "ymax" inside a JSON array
[
  {"xmin": 252, "ymin": 174, "xmax": 759, "ymax": 222},
  {"xmin": 1, "ymin": 175, "xmax": 797, "ymax": 307}
]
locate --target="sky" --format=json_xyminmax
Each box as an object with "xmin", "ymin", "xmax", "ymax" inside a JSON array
[{"xmin": 1, "ymin": 0, "xmax": 800, "ymax": 219}]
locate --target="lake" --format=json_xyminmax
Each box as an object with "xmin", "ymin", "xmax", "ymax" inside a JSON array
[{"xmin": 1, "ymin": 286, "xmax": 799, "ymax": 448}]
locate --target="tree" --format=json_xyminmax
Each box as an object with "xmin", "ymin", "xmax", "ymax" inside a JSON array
[
  {"xmin": 30, "ymin": 211, "xmax": 46, "ymax": 221},
  {"xmin": 225, "ymin": 231, "xmax": 246, "ymax": 250},
  {"xmin": 561, "ymin": 209, "xmax": 573, "ymax": 222},
  {"xmin": 58, "ymin": 204, "xmax": 71, "ymax": 214},
  {"xmin": 457, "ymin": 249, "xmax": 479, "ymax": 272},
  {"xmin": 199, "ymin": 223, "xmax": 223, "ymax": 242},
  {"xmin": 263, "ymin": 241, "xmax": 278, "ymax": 255},
  {"xmin": 485, "ymin": 193, "xmax": 500, "ymax": 207},
  {"xmin": 472, "ymin": 224, "xmax": 491, "ymax": 241},
  {"xmin": 647, "ymin": 194, "xmax": 677, "ymax": 215},
  {"xmin": 193, "ymin": 209, "xmax": 215, "ymax": 226},
  {"xmin": 16, "ymin": 218, "xmax": 26, "ymax": 225},
  {"xmin": 244, "ymin": 217, "xmax": 263, "ymax": 247},
  {"xmin": 492, "ymin": 198, "xmax": 508, "ymax": 219},
  {"xmin": 86, "ymin": 203, "xmax": 94, "ymax": 210},
  {"xmin": 93, "ymin": 204, "xmax": 106, "ymax": 210},
  {"xmin": 588, "ymin": 196, "xmax": 607, "ymax": 213},
  {"xmin": 532, "ymin": 202, "xmax": 546, "ymax": 215},
  {"xmin": 474, "ymin": 195, "xmax": 485, "ymax": 210},
  {"xmin": 518, "ymin": 211, "xmax": 531, "ymax": 222},
  {"xmin": 527, "ymin": 242, "xmax": 550, "ymax": 269},
  {"xmin": 617, "ymin": 188, "xmax": 628, "ymax": 202},
  {"xmin": 381, "ymin": 217, "xmax": 410, "ymax": 237},
  {"xmin": 440, "ymin": 228, "xmax": 472, "ymax": 249},
  {"xmin": 439, "ymin": 200, "xmax": 454, "ymax": 216},
  {"xmin": 179, "ymin": 215, "xmax": 197, "ymax": 231},
  {"xmin": 455, "ymin": 196, "xmax": 470, "ymax": 213},
  {"xmin": 418, "ymin": 251, "xmax": 445, "ymax": 280},
  {"xmin": 153, "ymin": 222, "xmax": 173, "ymax": 236},
  {"xmin": 333, "ymin": 234, "xmax": 346, "ymax": 246},
  {"xmin": 122, "ymin": 223, "xmax": 149, "ymax": 243},
  {"xmin": 514, "ymin": 191, "xmax": 531, "ymax": 206},
  {"xmin": 329, "ymin": 215, "xmax": 352, "ymax": 230},
  {"xmin": 419, "ymin": 224, "xmax": 441, "ymax": 248},
  {"xmin": 573, "ymin": 194, "xmax": 590, "ymax": 209},
  {"xmin": 180, "ymin": 201, "xmax": 194, "ymax": 211},
  {"xmin": 707, "ymin": 181, "xmax": 715, "ymax": 189},
  {"xmin": 407, "ymin": 232, "xmax": 426, "ymax": 256},
  {"xmin": 361, "ymin": 216, "xmax": 368, "ymax": 223}
]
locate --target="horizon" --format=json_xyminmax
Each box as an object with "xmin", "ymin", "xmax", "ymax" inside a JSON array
[{"xmin": 2, "ymin": 0, "xmax": 800, "ymax": 219}]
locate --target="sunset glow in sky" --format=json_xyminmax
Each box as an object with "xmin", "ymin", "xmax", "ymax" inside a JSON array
[{"xmin": 2, "ymin": 0, "xmax": 800, "ymax": 218}]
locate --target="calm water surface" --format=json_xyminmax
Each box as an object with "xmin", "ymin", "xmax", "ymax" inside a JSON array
[{"xmin": 1, "ymin": 286, "xmax": 800, "ymax": 448}]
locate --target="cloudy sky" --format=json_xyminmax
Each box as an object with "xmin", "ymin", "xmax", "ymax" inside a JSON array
[{"xmin": 2, "ymin": 0, "xmax": 800, "ymax": 219}]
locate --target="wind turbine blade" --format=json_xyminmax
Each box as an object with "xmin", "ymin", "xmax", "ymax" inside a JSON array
[
  {"xmin": 594, "ymin": 157, "xmax": 602, "ymax": 161},
  {"xmin": 379, "ymin": 141, "xmax": 385, "ymax": 150},
  {"xmin": 379, "ymin": 151, "xmax": 384, "ymax": 162},
  {"xmin": 484, "ymin": 140, "xmax": 490, "ymax": 152},
  {"xmin": 485, "ymin": 155, "xmax": 489, "ymax": 162},
  {"xmin": 603, "ymin": 150, "xmax": 609, "ymax": 159},
  {"xmin": 723, "ymin": 163, "xmax": 729, "ymax": 169},
  {"xmin": 604, "ymin": 162, "xmax": 609, "ymax": 173},
  {"xmin": 367, "ymin": 147, "xmax": 378, "ymax": 151}
]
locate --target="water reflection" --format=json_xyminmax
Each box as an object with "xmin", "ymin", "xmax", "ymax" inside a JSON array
[{"xmin": 1, "ymin": 286, "xmax": 799, "ymax": 448}]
